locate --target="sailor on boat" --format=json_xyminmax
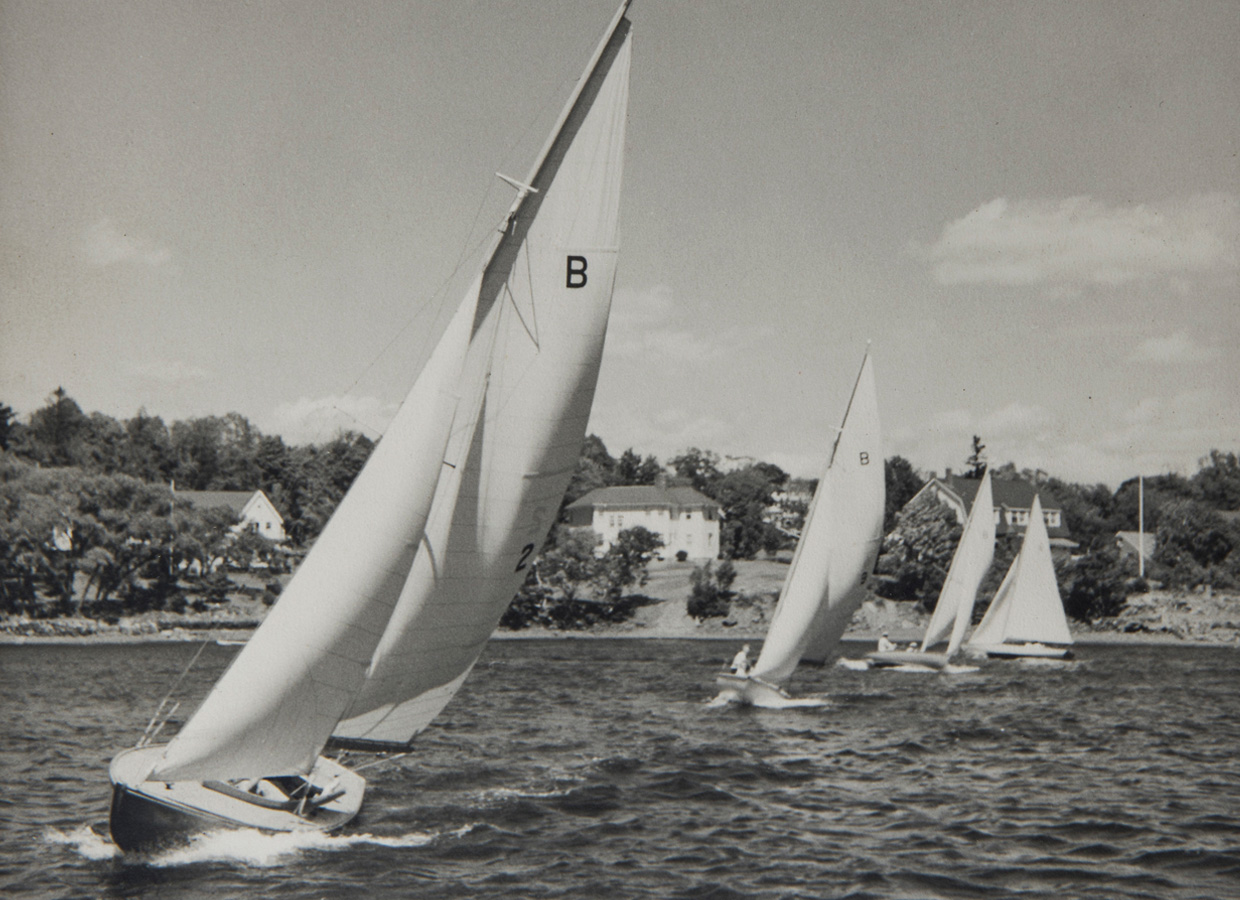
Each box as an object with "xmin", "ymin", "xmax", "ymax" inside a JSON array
[
  {"xmin": 729, "ymin": 645, "xmax": 752, "ymax": 676},
  {"xmin": 876, "ymin": 632, "xmax": 895, "ymax": 653}
]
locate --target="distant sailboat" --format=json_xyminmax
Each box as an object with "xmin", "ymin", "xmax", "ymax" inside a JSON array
[
  {"xmin": 867, "ymin": 468, "xmax": 995, "ymax": 670},
  {"xmin": 108, "ymin": 1, "xmax": 634, "ymax": 852},
  {"xmin": 715, "ymin": 351, "xmax": 884, "ymax": 707},
  {"xmin": 965, "ymin": 494, "xmax": 1074, "ymax": 660}
]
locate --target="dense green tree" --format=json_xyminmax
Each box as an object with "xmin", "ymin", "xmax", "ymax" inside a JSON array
[
  {"xmin": 121, "ymin": 410, "xmax": 175, "ymax": 482},
  {"xmin": 26, "ymin": 388, "xmax": 90, "ymax": 467},
  {"xmin": 616, "ymin": 448, "xmax": 662, "ymax": 485},
  {"xmin": 1152, "ymin": 497, "xmax": 1238, "ymax": 589},
  {"xmin": 686, "ymin": 559, "xmax": 736, "ymax": 620},
  {"xmin": 713, "ymin": 464, "xmax": 786, "ymax": 559},
  {"xmin": 595, "ymin": 525, "xmax": 664, "ymax": 602},
  {"xmin": 874, "ymin": 491, "xmax": 962, "ymax": 606},
  {"xmin": 563, "ymin": 434, "xmax": 618, "ymax": 506},
  {"xmin": 1057, "ymin": 545, "xmax": 1132, "ymax": 621},
  {"xmin": 669, "ymin": 447, "xmax": 722, "ymax": 494},
  {"xmin": 884, "ymin": 455, "xmax": 923, "ymax": 534},
  {"xmin": 0, "ymin": 403, "xmax": 15, "ymax": 450},
  {"xmin": 966, "ymin": 435, "xmax": 987, "ymax": 478},
  {"xmin": 1192, "ymin": 450, "xmax": 1240, "ymax": 510},
  {"xmin": 500, "ymin": 524, "xmax": 660, "ymax": 629}
]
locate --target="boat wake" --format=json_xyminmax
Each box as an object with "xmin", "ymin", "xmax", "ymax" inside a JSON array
[
  {"xmin": 836, "ymin": 658, "xmax": 871, "ymax": 671},
  {"xmin": 943, "ymin": 663, "xmax": 980, "ymax": 674},
  {"xmin": 707, "ymin": 689, "xmax": 829, "ymax": 710},
  {"xmin": 48, "ymin": 823, "xmax": 447, "ymax": 868},
  {"xmin": 45, "ymin": 825, "xmax": 120, "ymax": 860}
]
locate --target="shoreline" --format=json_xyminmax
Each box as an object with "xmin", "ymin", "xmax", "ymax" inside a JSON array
[{"xmin": 1, "ymin": 625, "xmax": 1230, "ymax": 649}]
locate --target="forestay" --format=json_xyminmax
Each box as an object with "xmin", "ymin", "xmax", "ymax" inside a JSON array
[
  {"xmin": 967, "ymin": 494, "xmax": 1073, "ymax": 649},
  {"xmin": 331, "ymin": 9, "xmax": 633, "ymax": 747},
  {"xmin": 921, "ymin": 468, "xmax": 996, "ymax": 658},
  {"xmin": 151, "ymin": 293, "xmax": 477, "ymax": 782},
  {"xmin": 749, "ymin": 353, "xmax": 884, "ymax": 685}
]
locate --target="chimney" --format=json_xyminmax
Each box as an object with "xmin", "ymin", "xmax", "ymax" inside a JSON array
[
  {"xmin": 944, "ymin": 467, "xmax": 952, "ymax": 479},
  {"xmin": 655, "ymin": 470, "xmax": 668, "ymax": 491}
]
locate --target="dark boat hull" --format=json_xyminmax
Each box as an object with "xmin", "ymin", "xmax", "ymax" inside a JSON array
[
  {"xmin": 865, "ymin": 650, "xmax": 949, "ymax": 669},
  {"xmin": 110, "ymin": 780, "xmax": 237, "ymax": 853},
  {"xmin": 109, "ymin": 746, "xmax": 365, "ymax": 853}
]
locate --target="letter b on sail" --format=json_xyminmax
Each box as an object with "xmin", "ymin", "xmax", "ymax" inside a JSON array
[{"xmin": 566, "ymin": 255, "xmax": 588, "ymax": 288}]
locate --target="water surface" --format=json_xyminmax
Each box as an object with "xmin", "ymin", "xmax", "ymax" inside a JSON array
[{"xmin": 3, "ymin": 639, "xmax": 1237, "ymax": 899}]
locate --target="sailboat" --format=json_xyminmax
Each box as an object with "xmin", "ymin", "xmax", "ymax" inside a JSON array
[
  {"xmin": 965, "ymin": 494, "xmax": 1074, "ymax": 660},
  {"xmin": 715, "ymin": 351, "xmax": 884, "ymax": 707},
  {"xmin": 866, "ymin": 468, "xmax": 995, "ymax": 670},
  {"xmin": 108, "ymin": 1, "xmax": 634, "ymax": 853}
]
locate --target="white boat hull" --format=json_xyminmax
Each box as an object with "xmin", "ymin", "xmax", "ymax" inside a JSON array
[
  {"xmin": 979, "ymin": 642, "xmax": 1072, "ymax": 660},
  {"xmin": 108, "ymin": 746, "xmax": 365, "ymax": 853}
]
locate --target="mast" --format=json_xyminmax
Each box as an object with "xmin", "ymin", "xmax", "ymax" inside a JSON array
[
  {"xmin": 749, "ymin": 349, "xmax": 883, "ymax": 683},
  {"xmin": 332, "ymin": 2, "xmax": 633, "ymax": 747}
]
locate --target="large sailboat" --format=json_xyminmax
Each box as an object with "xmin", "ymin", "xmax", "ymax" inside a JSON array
[
  {"xmin": 108, "ymin": 1, "xmax": 634, "ymax": 853},
  {"xmin": 965, "ymin": 494, "xmax": 1074, "ymax": 660},
  {"xmin": 866, "ymin": 468, "xmax": 995, "ymax": 670},
  {"xmin": 715, "ymin": 351, "xmax": 884, "ymax": 707}
]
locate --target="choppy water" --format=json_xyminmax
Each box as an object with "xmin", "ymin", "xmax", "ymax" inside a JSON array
[{"xmin": 2, "ymin": 638, "xmax": 1238, "ymax": 899}]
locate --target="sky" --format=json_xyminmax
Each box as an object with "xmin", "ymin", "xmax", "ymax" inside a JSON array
[{"xmin": 2, "ymin": 0, "xmax": 1237, "ymax": 488}]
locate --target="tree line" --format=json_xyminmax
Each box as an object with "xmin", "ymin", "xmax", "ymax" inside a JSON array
[{"xmin": 4, "ymin": 391, "xmax": 1239, "ymax": 628}]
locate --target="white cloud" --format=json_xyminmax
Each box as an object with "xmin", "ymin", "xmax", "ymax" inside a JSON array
[
  {"xmin": 265, "ymin": 394, "xmax": 397, "ymax": 446},
  {"xmin": 83, "ymin": 217, "xmax": 171, "ymax": 267},
  {"xmin": 1130, "ymin": 331, "xmax": 1217, "ymax": 364},
  {"xmin": 895, "ymin": 389, "xmax": 1237, "ymax": 487},
  {"xmin": 127, "ymin": 358, "xmax": 212, "ymax": 385},
  {"xmin": 916, "ymin": 194, "xmax": 1239, "ymax": 288},
  {"xmin": 603, "ymin": 283, "xmax": 765, "ymax": 364}
]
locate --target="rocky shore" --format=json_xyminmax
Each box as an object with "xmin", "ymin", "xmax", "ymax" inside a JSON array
[{"xmin": 3, "ymin": 560, "xmax": 1237, "ymax": 647}]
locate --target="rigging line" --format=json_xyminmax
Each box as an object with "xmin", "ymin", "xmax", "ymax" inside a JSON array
[
  {"xmin": 351, "ymin": 752, "xmax": 411, "ymax": 773},
  {"xmin": 328, "ymin": 57, "xmax": 575, "ymax": 437},
  {"xmin": 137, "ymin": 638, "xmax": 211, "ymax": 747},
  {"xmin": 330, "ymin": 224, "xmax": 499, "ymax": 439},
  {"xmin": 524, "ymin": 235, "xmax": 541, "ymax": 349},
  {"xmin": 503, "ymin": 247, "xmax": 541, "ymax": 351}
]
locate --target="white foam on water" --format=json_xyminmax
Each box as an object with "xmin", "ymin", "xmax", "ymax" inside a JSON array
[
  {"xmin": 143, "ymin": 826, "xmax": 441, "ymax": 867},
  {"xmin": 944, "ymin": 663, "xmax": 981, "ymax": 674},
  {"xmin": 836, "ymin": 657, "xmax": 872, "ymax": 671},
  {"xmin": 45, "ymin": 825, "xmax": 120, "ymax": 860}
]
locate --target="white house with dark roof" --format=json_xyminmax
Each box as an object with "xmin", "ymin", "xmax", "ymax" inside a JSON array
[
  {"xmin": 174, "ymin": 489, "xmax": 286, "ymax": 543},
  {"xmin": 564, "ymin": 483, "xmax": 721, "ymax": 560},
  {"xmin": 904, "ymin": 471, "xmax": 1075, "ymax": 551}
]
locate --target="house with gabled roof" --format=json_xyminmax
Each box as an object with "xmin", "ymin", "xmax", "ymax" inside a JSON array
[
  {"xmin": 905, "ymin": 470, "xmax": 1075, "ymax": 551},
  {"xmin": 174, "ymin": 489, "xmax": 286, "ymax": 543},
  {"xmin": 564, "ymin": 482, "xmax": 720, "ymax": 560}
]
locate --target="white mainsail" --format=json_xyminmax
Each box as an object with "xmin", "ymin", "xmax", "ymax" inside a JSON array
[
  {"xmin": 749, "ymin": 352, "xmax": 884, "ymax": 685},
  {"xmin": 150, "ymin": 1, "xmax": 632, "ymax": 777},
  {"xmin": 331, "ymin": 5, "xmax": 633, "ymax": 747},
  {"xmin": 967, "ymin": 494, "xmax": 1073, "ymax": 650},
  {"xmin": 151, "ymin": 293, "xmax": 477, "ymax": 782},
  {"xmin": 919, "ymin": 468, "xmax": 996, "ymax": 658}
]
